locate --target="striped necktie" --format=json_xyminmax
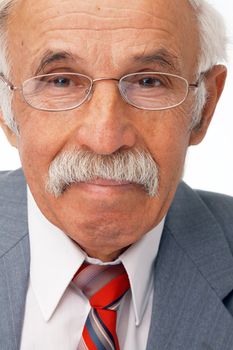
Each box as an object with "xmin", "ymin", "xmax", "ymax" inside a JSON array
[{"xmin": 73, "ymin": 263, "xmax": 130, "ymax": 350}]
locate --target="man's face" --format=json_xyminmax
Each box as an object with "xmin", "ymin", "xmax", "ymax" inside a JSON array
[{"xmin": 4, "ymin": 0, "xmax": 218, "ymax": 260}]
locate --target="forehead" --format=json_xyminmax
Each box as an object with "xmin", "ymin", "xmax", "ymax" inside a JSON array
[{"xmin": 7, "ymin": 0, "xmax": 199, "ymax": 78}]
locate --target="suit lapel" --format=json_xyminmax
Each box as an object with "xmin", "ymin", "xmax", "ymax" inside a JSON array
[
  {"xmin": 146, "ymin": 183, "xmax": 233, "ymax": 350},
  {"xmin": 0, "ymin": 169, "xmax": 30, "ymax": 350}
]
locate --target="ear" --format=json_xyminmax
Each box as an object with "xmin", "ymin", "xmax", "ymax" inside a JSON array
[
  {"xmin": 189, "ymin": 65, "xmax": 227, "ymax": 145},
  {"xmin": 0, "ymin": 111, "xmax": 18, "ymax": 148}
]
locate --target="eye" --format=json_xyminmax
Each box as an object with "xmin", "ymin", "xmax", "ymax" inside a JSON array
[
  {"xmin": 47, "ymin": 75, "xmax": 73, "ymax": 88},
  {"xmin": 138, "ymin": 76, "xmax": 164, "ymax": 88}
]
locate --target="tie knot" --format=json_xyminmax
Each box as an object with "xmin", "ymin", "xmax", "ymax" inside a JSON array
[{"xmin": 73, "ymin": 263, "xmax": 130, "ymax": 310}]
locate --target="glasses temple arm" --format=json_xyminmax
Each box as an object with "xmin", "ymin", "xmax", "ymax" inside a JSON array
[
  {"xmin": 189, "ymin": 72, "xmax": 206, "ymax": 88},
  {"xmin": 0, "ymin": 73, "xmax": 16, "ymax": 91}
]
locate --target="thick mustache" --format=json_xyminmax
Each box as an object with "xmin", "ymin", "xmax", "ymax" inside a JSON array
[{"xmin": 46, "ymin": 148, "xmax": 159, "ymax": 198}]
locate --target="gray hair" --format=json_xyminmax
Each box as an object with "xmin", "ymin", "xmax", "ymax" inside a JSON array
[
  {"xmin": 0, "ymin": 0, "xmax": 228, "ymax": 132},
  {"xmin": 188, "ymin": 0, "xmax": 227, "ymax": 127}
]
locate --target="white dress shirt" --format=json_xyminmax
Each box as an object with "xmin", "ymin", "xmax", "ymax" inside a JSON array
[{"xmin": 20, "ymin": 188, "xmax": 164, "ymax": 350}]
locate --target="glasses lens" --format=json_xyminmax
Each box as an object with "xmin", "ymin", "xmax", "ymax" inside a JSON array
[
  {"xmin": 120, "ymin": 72, "xmax": 188, "ymax": 110},
  {"xmin": 22, "ymin": 73, "xmax": 92, "ymax": 111}
]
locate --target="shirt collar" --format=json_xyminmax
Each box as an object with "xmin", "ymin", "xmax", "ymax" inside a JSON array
[
  {"xmin": 120, "ymin": 218, "xmax": 164, "ymax": 325},
  {"xmin": 27, "ymin": 187, "xmax": 164, "ymax": 323}
]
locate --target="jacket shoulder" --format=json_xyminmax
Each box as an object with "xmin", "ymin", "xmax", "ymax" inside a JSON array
[
  {"xmin": 196, "ymin": 188, "xmax": 233, "ymax": 252},
  {"xmin": 0, "ymin": 168, "xmax": 25, "ymax": 184},
  {"xmin": 0, "ymin": 168, "xmax": 28, "ymax": 257},
  {"xmin": 0, "ymin": 168, "xmax": 26, "ymax": 199},
  {"xmin": 197, "ymin": 188, "xmax": 233, "ymax": 213}
]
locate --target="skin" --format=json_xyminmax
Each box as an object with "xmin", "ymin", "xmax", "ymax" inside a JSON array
[{"xmin": 0, "ymin": 0, "xmax": 227, "ymax": 261}]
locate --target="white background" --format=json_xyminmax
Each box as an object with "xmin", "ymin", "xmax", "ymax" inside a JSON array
[{"xmin": 0, "ymin": 1, "xmax": 233, "ymax": 195}]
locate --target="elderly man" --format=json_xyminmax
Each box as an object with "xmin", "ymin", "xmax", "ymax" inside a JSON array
[{"xmin": 0, "ymin": 0, "xmax": 232, "ymax": 349}]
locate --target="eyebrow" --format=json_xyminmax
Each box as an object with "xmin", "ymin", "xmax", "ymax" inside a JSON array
[
  {"xmin": 133, "ymin": 48, "xmax": 181, "ymax": 73},
  {"xmin": 35, "ymin": 48, "xmax": 181, "ymax": 76},
  {"xmin": 35, "ymin": 50, "xmax": 79, "ymax": 75}
]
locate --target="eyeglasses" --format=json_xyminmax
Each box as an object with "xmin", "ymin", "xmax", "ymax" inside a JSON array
[{"xmin": 0, "ymin": 71, "xmax": 203, "ymax": 112}]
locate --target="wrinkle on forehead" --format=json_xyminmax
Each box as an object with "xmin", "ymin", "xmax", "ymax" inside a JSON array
[
  {"xmin": 8, "ymin": 0, "xmax": 199, "ymax": 79},
  {"xmin": 11, "ymin": 0, "xmax": 197, "ymax": 31}
]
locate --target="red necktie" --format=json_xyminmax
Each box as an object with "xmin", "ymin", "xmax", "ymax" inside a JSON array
[{"xmin": 73, "ymin": 263, "xmax": 130, "ymax": 350}]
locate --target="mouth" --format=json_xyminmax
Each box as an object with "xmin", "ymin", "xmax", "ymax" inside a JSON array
[
  {"xmin": 85, "ymin": 178, "xmax": 133, "ymax": 186},
  {"xmin": 71, "ymin": 177, "xmax": 140, "ymax": 197}
]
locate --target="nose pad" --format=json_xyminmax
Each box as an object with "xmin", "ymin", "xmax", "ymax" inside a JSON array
[
  {"xmin": 86, "ymin": 87, "xmax": 93, "ymax": 102},
  {"xmin": 118, "ymin": 84, "xmax": 130, "ymax": 105}
]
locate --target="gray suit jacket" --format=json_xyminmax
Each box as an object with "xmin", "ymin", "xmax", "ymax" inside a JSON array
[{"xmin": 1, "ymin": 169, "xmax": 233, "ymax": 350}]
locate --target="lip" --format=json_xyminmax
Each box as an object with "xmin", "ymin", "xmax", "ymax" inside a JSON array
[
  {"xmin": 85, "ymin": 178, "xmax": 132, "ymax": 186},
  {"xmin": 72, "ymin": 178, "xmax": 138, "ymax": 196}
]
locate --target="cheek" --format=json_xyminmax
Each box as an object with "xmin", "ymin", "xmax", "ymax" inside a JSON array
[
  {"xmin": 14, "ymin": 102, "xmax": 72, "ymax": 169},
  {"xmin": 14, "ymin": 111, "xmax": 65, "ymax": 195},
  {"xmin": 158, "ymin": 141, "xmax": 188, "ymax": 185},
  {"xmin": 140, "ymin": 112, "xmax": 191, "ymax": 187},
  {"xmin": 18, "ymin": 127, "xmax": 55, "ymax": 173},
  {"xmin": 137, "ymin": 117, "xmax": 191, "ymax": 227}
]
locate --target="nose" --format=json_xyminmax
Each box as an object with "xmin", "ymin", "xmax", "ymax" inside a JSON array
[{"xmin": 75, "ymin": 81, "xmax": 137, "ymax": 154}]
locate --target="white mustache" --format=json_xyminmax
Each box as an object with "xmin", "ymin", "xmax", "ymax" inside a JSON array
[{"xmin": 46, "ymin": 148, "xmax": 159, "ymax": 198}]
